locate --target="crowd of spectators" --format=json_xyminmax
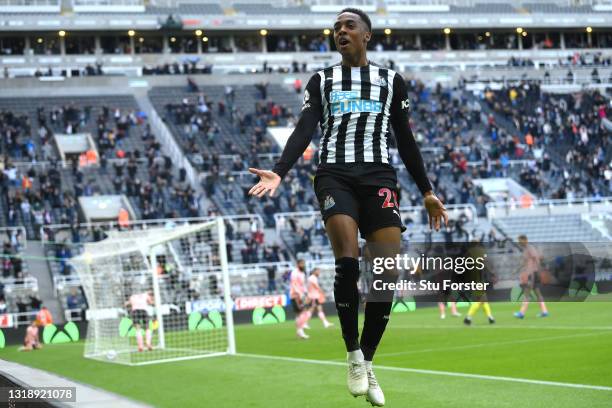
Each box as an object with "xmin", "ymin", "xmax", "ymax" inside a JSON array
[
  {"xmin": 0, "ymin": 97, "xmax": 203, "ymax": 240},
  {"xmin": 482, "ymin": 80, "xmax": 611, "ymax": 198}
]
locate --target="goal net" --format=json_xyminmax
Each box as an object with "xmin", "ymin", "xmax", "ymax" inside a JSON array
[{"xmin": 70, "ymin": 218, "xmax": 235, "ymax": 366}]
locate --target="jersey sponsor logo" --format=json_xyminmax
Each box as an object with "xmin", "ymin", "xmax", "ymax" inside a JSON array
[
  {"xmin": 323, "ymin": 195, "xmax": 335, "ymax": 211},
  {"xmin": 330, "ymin": 90, "xmax": 359, "ymax": 102},
  {"xmin": 331, "ymin": 99, "xmax": 382, "ymax": 115},
  {"xmin": 401, "ymin": 98, "xmax": 410, "ymax": 111}
]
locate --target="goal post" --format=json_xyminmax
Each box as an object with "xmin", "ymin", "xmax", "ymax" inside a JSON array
[{"xmin": 71, "ymin": 218, "xmax": 236, "ymax": 365}]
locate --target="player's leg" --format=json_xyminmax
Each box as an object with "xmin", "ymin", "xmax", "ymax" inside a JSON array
[
  {"xmin": 134, "ymin": 322, "xmax": 144, "ymax": 351},
  {"xmin": 515, "ymin": 285, "xmax": 531, "ymax": 319},
  {"xmin": 362, "ymin": 226, "xmax": 400, "ymax": 362},
  {"xmin": 144, "ymin": 317, "xmax": 152, "ymax": 350},
  {"xmin": 299, "ymin": 298, "xmax": 313, "ymax": 330},
  {"xmin": 464, "ymin": 301, "xmax": 481, "ymax": 325},
  {"xmin": 315, "ymin": 300, "xmax": 332, "ymax": 328},
  {"xmin": 483, "ymin": 302, "xmax": 495, "ymax": 324},
  {"xmin": 437, "ymin": 290, "xmax": 447, "ymax": 319},
  {"xmin": 535, "ymin": 287, "xmax": 549, "ymax": 317},
  {"xmin": 316, "ymin": 172, "xmax": 367, "ymax": 395},
  {"xmin": 292, "ymin": 297, "xmax": 309, "ymax": 339},
  {"xmin": 325, "ymin": 214, "xmax": 365, "ymax": 395},
  {"xmin": 361, "ymin": 226, "xmax": 400, "ymax": 407},
  {"xmin": 450, "ymin": 301, "xmax": 461, "ymax": 317}
]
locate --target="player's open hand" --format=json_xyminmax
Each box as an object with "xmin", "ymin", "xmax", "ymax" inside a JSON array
[
  {"xmin": 424, "ymin": 192, "xmax": 449, "ymax": 231},
  {"xmin": 248, "ymin": 168, "xmax": 281, "ymax": 198}
]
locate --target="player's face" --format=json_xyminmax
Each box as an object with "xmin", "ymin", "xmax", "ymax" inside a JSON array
[{"xmin": 333, "ymin": 13, "xmax": 371, "ymax": 56}]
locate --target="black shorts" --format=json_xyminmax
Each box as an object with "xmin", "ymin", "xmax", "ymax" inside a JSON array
[
  {"xmin": 131, "ymin": 309, "xmax": 149, "ymax": 326},
  {"xmin": 314, "ymin": 163, "xmax": 405, "ymax": 238},
  {"xmin": 291, "ymin": 298, "xmax": 303, "ymax": 314},
  {"xmin": 308, "ymin": 298, "xmax": 321, "ymax": 307}
]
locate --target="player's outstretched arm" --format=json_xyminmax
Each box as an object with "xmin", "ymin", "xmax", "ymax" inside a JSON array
[
  {"xmin": 390, "ymin": 73, "xmax": 448, "ymax": 231},
  {"xmin": 424, "ymin": 192, "xmax": 449, "ymax": 231},
  {"xmin": 248, "ymin": 168, "xmax": 282, "ymax": 198},
  {"xmin": 248, "ymin": 74, "xmax": 322, "ymax": 199}
]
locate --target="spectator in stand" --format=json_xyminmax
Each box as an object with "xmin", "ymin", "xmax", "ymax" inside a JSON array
[
  {"xmin": 36, "ymin": 304, "xmax": 53, "ymax": 326},
  {"xmin": 66, "ymin": 287, "xmax": 85, "ymax": 314}
]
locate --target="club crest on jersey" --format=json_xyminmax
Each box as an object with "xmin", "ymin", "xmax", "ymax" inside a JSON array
[
  {"xmin": 302, "ymin": 90, "xmax": 311, "ymax": 111},
  {"xmin": 373, "ymin": 76, "xmax": 388, "ymax": 88},
  {"xmin": 322, "ymin": 195, "xmax": 335, "ymax": 211}
]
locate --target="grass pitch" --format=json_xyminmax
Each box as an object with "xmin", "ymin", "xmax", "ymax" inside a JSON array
[{"xmin": 2, "ymin": 302, "xmax": 611, "ymax": 408}]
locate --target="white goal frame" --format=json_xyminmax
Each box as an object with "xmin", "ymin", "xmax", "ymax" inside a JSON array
[{"xmin": 72, "ymin": 217, "xmax": 235, "ymax": 366}]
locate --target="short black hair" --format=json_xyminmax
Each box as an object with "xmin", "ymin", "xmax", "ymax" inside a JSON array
[{"xmin": 338, "ymin": 7, "xmax": 372, "ymax": 32}]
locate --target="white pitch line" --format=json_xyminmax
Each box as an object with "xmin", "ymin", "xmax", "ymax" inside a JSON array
[
  {"xmin": 373, "ymin": 331, "xmax": 609, "ymax": 358},
  {"xmin": 236, "ymin": 353, "xmax": 612, "ymax": 392},
  {"xmin": 391, "ymin": 324, "xmax": 612, "ymax": 331}
]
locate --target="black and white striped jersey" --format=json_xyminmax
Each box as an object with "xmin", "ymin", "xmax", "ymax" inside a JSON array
[
  {"xmin": 302, "ymin": 62, "xmax": 410, "ymax": 165},
  {"xmin": 272, "ymin": 61, "xmax": 431, "ymax": 195}
]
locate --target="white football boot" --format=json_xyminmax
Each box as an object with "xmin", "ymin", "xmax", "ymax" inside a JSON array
[
  {"xmin": 347, "ymin": 360, "xmax": 368, "ymax": 397},
  {"xmin": 365, "ymin": 367, "xmax": 385, "ymax": 406}
]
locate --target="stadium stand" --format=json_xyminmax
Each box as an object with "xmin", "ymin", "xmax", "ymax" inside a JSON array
[
  {"xmin": 233, "ymin": 3, "xmax": 310, "ymax": 15},
  {"xmin": 148, "ymin": 83, "xmax": 319, "ymax": 222},
  {"xmin": 494, "ymin": 213, "xmax": 606, "ymax": 241},
  {"xmin": 450, "ymin": 2, "xmax": 517, "ymax": 13}
]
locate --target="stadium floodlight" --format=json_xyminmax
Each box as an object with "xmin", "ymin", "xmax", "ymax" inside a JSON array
[
  {"xmin": 260, "ymin": 29, "xmax": 268, "ymax": 36},
  {"xmin": 128, "ymin": 30, "xmax": 136, "ymax": 37},
  {"xmin": 516, "ymin": 27, "xmax": 523, "ymax": 34},
  {"xmin": 323, "ymin": 28, "xmax": 331, "ymax": 36},
  {"xmin": 58, "ymin": 31, "xmax": 66, "ymax": 38},
  {"xmin": 202, "ymin": 36, "xmax": 209, "ymax": 42},
  {"xmin": 195, "ymin": 30, "xmax": 203, "ymax": 37},
  {"xmin": 384, "ymin": 28, "xmax": 392, "ymax": 35},
  {"xmin": 443, "ymin": 28, "xmax": 451, "ymax": 35},
  {"xmin": 586, "ymin": 27, "xmax": 593, "ymax": 33},
  {"xmin": 71, "ymin": 218, "xmax": 235, "ymax": 366}
]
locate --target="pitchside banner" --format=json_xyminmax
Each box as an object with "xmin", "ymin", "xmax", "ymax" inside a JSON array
[
  {"xmin": 361, "ymin": 241, "xmax": 612, "ymax": 303},
  {"xmin": 186, "ymin": 295, "xmax": 288, "ymax": 313}
]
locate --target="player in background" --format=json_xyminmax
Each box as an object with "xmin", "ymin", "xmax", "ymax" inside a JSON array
[
  {"xmin": 438, "ymin": 301, "xmax": 461, "ymax": 319},
  {"xmin": 430, "ymin": 244, "xmax": 461, "ymax": 319},
  {"xmin": 248, "ymin": 8, "xmax": 447, "ymax": 406},
  {"xmin": 126, "ymin": 290, "xmax": 154, "ymax": 351},
  {"xmin": 514, "ymin": 235, "xmax": 549, "ymax": 319},
  {"xmin": 19, "ymin": 319, "xmax": 42, "ymax": 351},
  {"xmin": 307, "ymin": 267, "xmax": 334, "ymax": 328},
  {"xmin": 463, "ymin": 240, "xmax": 496, "ymax": 325},
  {"xmin": 290, "ymin": 259, "xmax": 311, "ymax": 339}
]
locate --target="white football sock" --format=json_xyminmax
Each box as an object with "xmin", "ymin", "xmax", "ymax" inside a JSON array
[{"xmin": 347, "ymin": 349, "xmax": 364, "ymax": 362}]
